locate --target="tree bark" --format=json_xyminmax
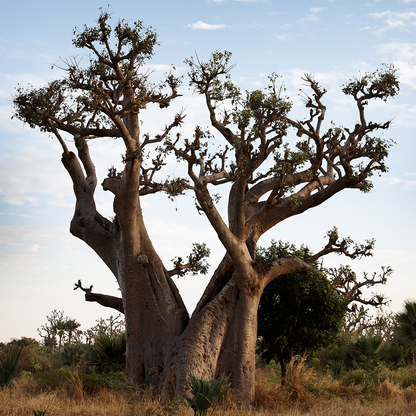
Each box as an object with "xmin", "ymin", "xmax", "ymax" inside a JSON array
[{"xmin": 173, "ymin": 262, "xmax": 271, "ymax": 404}]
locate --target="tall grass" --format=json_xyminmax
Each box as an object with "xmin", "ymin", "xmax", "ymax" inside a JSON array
[{"xmin": 2, "ymin": 359, "xmax": 416, "ymax": 415}]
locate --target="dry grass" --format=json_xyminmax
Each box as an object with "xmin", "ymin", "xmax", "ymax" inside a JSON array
[
  {"xmin": 66, "ymin": 370, "xmax": 84, "ymax": 402},
  {"xmin": 2, "ymin": 366, "xmax": 416, "ymax": 416}
]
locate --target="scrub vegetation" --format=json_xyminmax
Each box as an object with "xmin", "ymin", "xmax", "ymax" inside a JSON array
[{"xmin": 2, "ymin": 347, "xmax": 416, "ymax": 415}]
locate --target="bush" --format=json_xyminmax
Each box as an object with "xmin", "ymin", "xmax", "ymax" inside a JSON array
[
  {"xmin": 33, "ymin": 368, "xmax": 125, "ymax": 395},
  {"xmin": 0, "ymin": 346, "xmax": 21, "ymax": 389},
  {"xmin": 88, "ymin": 333, "xmax": 126, "ymax": 373},
  {"xmin": 33, "ymin": 369, "xmax": 69, "ymax": 392},
  {"xmin": 16, "ymin": 347, "xmax": 50, "ymax": 373},
  {"xmin": 392, "ymin": 366, "xmax": 416, "ymax": 389},
  {"xmin": 342, "ymin": 368, "xmax": 374, "ymax": 392},
  {"xmin": 61, "ymin": 343, "xmax": 89, "ymax": 367},
  {"xmin": 316, "ymin": 334, "xmax": 406, "ymax": 376}
]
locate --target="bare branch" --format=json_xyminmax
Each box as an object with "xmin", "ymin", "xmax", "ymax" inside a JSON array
[{"xmin": 74, "ymin": 280, "xmax": 124, "ymax": 313}]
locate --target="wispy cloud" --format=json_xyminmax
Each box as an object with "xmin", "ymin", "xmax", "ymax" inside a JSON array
[
  {"xmin": 370, "ymin": 10, "xmax": 416, "ymax": 33},
  {"xmin": 382, "ymin": 176, "xmax": 416, "ymax": 189},
  {"xmin": 187, "ymin": 21, "xmax": 228, "ymax": 30},
  {"xmin": 274, "ymin": 33, "xmax": 293, "ymax": 41},
  {"xmin": 376, "ymin": 42, "xmax": 416, "ymax": 90},
  {"xmin": 0, "ymin": 212, "xmax": 34, "ymax": 218},
  {"xmin": 305, "ymin": 7, "xmax": 325, "ymax": 22}
]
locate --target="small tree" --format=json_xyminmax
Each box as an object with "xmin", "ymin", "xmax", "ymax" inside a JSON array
[
  {"xmin": 86, "ymin": 314, "xmax": 125, "ymax": 339},
  {"xmin": 38, "ymin": 310, "xmax": 64, "ymax": 356},
  {"xmin": 38, "ymin": 311, "xmax": 80, "ymax": 357},
  {"xmin": 257, "ymin": 241, "xmax": 348, "ymax": 382},
  {"xmin": 65, "ymin": 319, "xmax": 81, "ymax": 345},
  {"xmin": 257, "ymin": 240, "xmax": 392, "ymax": 381}
]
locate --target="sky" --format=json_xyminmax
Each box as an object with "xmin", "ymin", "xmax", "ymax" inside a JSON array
[{"xmin": 1, "ymin": 0, "xmax": 416, "ymax": 343}]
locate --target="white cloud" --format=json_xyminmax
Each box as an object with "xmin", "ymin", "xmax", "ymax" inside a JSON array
[
  {"xmin": 376, "ymin": 43, "xmax": 416, "ymax": 90},
  {"xmin": 370, "ymin": 11, "xmax": 416, "ymax": 33},
  {"xmin": 274, "ymin": 33, "xmax": 293, "ymax": 41},
  {"xmin": 187, "ymin": 21, "xmax": 228, "ymax": 30},
  {"xmin": 305, "ymin": 7, "xmax": 325, "ymax": 22},
  {"xmin": 382, "ymin": 176, "xmax": 416, "ymax": 189}
]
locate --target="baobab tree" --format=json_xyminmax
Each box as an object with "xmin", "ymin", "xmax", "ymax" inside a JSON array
[{"xmin": 13, "ymin": 12, "xmax": 399, "ymax": 404}]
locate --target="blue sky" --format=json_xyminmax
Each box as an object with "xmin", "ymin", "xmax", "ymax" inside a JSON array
[{"xmin": 1, "ymin": 0, "xmax": 416, "ymax": 342}]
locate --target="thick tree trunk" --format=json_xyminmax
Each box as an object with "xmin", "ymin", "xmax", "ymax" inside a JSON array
[
  {"xmin": 172, "ymin": 265, "xmax": 264, "ymax": 405},
  {"xmin": 122, "ymin": 247, "xmax": 189, "ymax": 388},
  {"xmin": 114, "ymin": 212, "xmax": 189, "ymax": 388}
]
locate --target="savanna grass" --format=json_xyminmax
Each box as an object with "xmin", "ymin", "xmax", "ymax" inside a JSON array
[{"xmin": 2, "ymin": 363, "xmax": 416, "ymax": 415}]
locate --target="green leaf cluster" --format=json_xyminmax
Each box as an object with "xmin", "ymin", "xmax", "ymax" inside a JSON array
[
  {"xmin": 0, "ymin": 346, "xmax": 22, "ymax": 390},
  {"xmin": 186, "ymin": 371, "xmax": 230, "ymax": 416},
  {"xmin": 342, "ymin": 64, "xmax": 400, "ymax": 101},
  {"xmin": 88, "ymin": 333, "xmax": 126, "ymax": 373},
  {"xmin": 394, "ymin": 301, "xmax": 416, "ymax": 354}
]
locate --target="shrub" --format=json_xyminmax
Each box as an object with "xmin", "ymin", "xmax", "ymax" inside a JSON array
[
  {"xmin": 60, "ymin": 343, "xmax": 89, "ymax": 367},
  {"xmin": 16, "ymin": 347, "xmax": 50, "ymax": 373},
  {"xmin": 0, "ymin": 346, "xmax": 21, "ymax": 390},
  {"xmin": 80, "ymin": 372, "xmax": 125, "ymax": 394},
  {"xmin": 186, "ymin": 371, "xmax": 230, "ymax": 416},
  {"xmin": 88, "ymin": 333, "xmax": 126, "ymax": 373},
  {"xmin": 33, "ymin": 368, "xmax": 125, "ymax": 395},
  {"xmin": 33, "ymin": 369, "xmax": 69, "ymax": 392},
  {"xmin": 342, "ymin": 368, "xmax": 374, "ymax": 392},
  {"xmin": 392, "ymin": 366, "xmax": 416, "ymax": 389}
]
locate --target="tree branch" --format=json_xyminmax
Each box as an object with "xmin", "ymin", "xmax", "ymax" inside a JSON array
[{"xmin": 74, "ymin": 280, "xmax": 124, "ymax": 313}]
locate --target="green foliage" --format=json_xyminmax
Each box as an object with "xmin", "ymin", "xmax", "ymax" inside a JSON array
[
  {"xmin": 257, "ymin": 241, "xmax": 348, "ymax": 366},
  {"xmin": 171, "ymin": 242, "xmax": 211, "ymax": 277},
  {"xmin": 342, "ymin": 368, "xmax": 374, "ymax": 391},
  {"xmin": 12, "ymin": 11, "xmax": 175, "ymax": 136},
  {"xmin": 7, "ymin": 337, "xmax": 39, "ymax": 348},
  {"xmin": 12, "ymin": 347, "xmax": 51, "ymax": 374},
  {"xmin": 88, "ymin": 333, "xmax": 126, "ymax": 373},
  {"xmin": 316, "ymin": 333, "xmax": 407, "ymax": 379},
  {"xmin": 186, "ymin": 371, "xmax": 230, "ymax": 416},
  {"xmin": 378, "ymin": 342, "xmax": 407, "ymax": 368},
  {"xmin": 0, "ymin": 346, "xmax": 22, "ymax": 390},
  {"xmin": 13, "ymin": 80, "xmax": 67, "ymax": 132},
  {"xmin": 393, "ymin": 365, "xmax": 416, "ymax": 389},
  {"xmin": 60, "ymin": 343, "xmax": 89, "ymax": 367},
  {"xmin": 33, "ymin": 407, "xmax": 48, "ymax": 416},
  {"xmin": 394, "ymin": 301, "xmax": 416, "ymax": 354},
  {"xmin": 33, "ymin": 368, "xmax": 69, "ymax": 391},
  {"xmin": 342, "ymin": 64, "xmax": 400, "ymax": 102},
  {"xmin": 33, "ymin": 368, "xmax": 125, "ymax": 393},
  {"xmin": 156, "ymin": 397, "xmax": 188, "ymax": 416},
  {"xmin": 73, "ymin": 12, "xmax": 157, "ymax": 62}
]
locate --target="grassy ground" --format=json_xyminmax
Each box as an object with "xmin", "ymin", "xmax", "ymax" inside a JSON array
[{"xmin": 2, "ymin": 357, "xmax": 416, "ymax": 415}]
